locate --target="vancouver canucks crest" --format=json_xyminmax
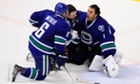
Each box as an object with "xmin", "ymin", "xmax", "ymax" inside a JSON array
[{"xmin": 98, "ymin": 25, "xmax": 105, "ymax": 32}]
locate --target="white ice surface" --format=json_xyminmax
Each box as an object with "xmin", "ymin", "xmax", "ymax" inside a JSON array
[{"xmin": 0, "ymin": 0, "xmax": 140, "ymax": 84}]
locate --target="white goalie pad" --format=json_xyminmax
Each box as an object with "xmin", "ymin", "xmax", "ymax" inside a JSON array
[
  {"xmin": 103, "ymin": 55, "xmax": 119, "ymax": 78},
  {"xmin": 114, "ymin": 51, "xmax": 123, "ymax": 65},
  {"xmin": 88, "ymin": 55, "xmax": 104, "ymax": 71}
]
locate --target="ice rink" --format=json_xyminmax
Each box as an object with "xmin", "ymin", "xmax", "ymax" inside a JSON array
[{"xmin": 0, "ymin": 0, "xmax": 140, "ymax": 84}]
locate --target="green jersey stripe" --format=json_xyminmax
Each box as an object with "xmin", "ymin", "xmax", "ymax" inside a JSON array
[
  {"xmin": 30, "ymin": 68, "xmax": 37, "ymax": 79},
  {"xmin": 29, "ymin": 36, "xmax": 53, "ymax": 52},
  {"xmin": 54, "ymin": 36, "xmax": 66, "ymax": 45},
  {"xmin": 101, "ymin": 43, "xmax": 115, "ymax": 50}
]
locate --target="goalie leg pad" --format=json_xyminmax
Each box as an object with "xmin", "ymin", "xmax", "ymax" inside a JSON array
[
  {"xmin": 114, "ymin": 51, "xmax": 123, "ymax": 65},
  {"xmin": 103, "ymin": 55, "xmax": 119, "ymax": 78},
  {"xmin": 88, "ymin": 55, "xmax": 104, "ymax": 71}
]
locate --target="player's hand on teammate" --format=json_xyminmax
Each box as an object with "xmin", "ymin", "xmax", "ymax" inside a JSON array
[{"xmin": 70, "ymin": 30, "xmax": 78, "ymax": 39}]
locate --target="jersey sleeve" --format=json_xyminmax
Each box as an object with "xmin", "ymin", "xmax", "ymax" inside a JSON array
[
  {"xmin": 29, "ymin": 9, "xmax": 54, "ymax": 27},
  {"xmin": 99, "ymin": 24, "xmax": 116, "ymax": 58},
  {"xmin": 73, "ymin": 10, "xmax": 87, "ymax": 30},
  {"xmin": 54, "ymin": 25, "xmax": 71, "ymax": 54}
]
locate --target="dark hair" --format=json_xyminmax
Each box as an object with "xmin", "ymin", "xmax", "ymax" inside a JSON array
[
  {"xmin": 67, "ymin": 4, "xmax": 76, "ymax": 14},
  {"xmin": 89, "ymin": 4, "xmax": 101, "ymax": 16}
]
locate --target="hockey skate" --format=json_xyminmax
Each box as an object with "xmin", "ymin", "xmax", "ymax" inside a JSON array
[
  {"xmin": 12, "ymin": 64, "xmax": 25, "ymax": 82},
  {"xmin": 26, "ymin": 53, "xmax": 34, "ymax": 62},
  {"xmin": 48, "ymin": 59, "xmax": 60, "ymax": 76},
  {"xmin": 50, "ymin": 59, "xmax": 60, "ymax": 71}
]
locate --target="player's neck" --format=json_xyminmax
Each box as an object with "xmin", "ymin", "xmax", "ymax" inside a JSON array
[{"xmin": 87, "ymin": 21, "xmax": 92, "ymax": 26}]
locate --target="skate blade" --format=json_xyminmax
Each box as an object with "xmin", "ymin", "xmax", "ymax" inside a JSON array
[
  {"xmin": 8, "ymin": 63, "xmax": 21, "ymax": 82},
  {"xmin": 8, "ymin": 63, "xmax": 14, "ymax": 82},
  {"xmin": 26, "ymin": 53, "xmax": 34, "ymax": 62}
]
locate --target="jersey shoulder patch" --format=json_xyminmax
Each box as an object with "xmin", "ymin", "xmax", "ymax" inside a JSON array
[{"xmin": 98, "ymin": 25, "xmax": 105, "ymax": 32}]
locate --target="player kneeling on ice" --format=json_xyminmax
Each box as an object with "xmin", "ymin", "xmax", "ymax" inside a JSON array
[
  {"xmin": 26, "ymin": 4, "xmax": 80, "ymax": 62},
  {"xmin": 67, "ymin": 4, "xmax": 123, "ymax": 77},
  {"xmin": 11, "ymin": 2, "xmax": 78, "ymax": 82}
]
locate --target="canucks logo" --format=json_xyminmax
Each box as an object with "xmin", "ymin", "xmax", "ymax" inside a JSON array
[
  {"xmin": 98, "ymin": 25, "xmax": 105, "ymax": 32},
  {"xmin": 81, "ymin": 31, "xmax": 92, "ymax": 45}
]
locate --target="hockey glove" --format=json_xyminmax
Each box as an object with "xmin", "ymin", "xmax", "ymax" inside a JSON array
[
  {"xmin": 70, "ymin": 30, "xmax": 78, "ymax": 39},
  {"xmin": 56, "ymin": 54, "xmax": 68, "ymax": 69}
]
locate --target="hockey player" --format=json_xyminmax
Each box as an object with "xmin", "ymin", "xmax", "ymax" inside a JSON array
[
  {"xmin": 26, "ymin": 4, "xmax": 86, "ymax": 61},
  {"xmin": 11, "ymin": 2, "xmax": 77, "ymax": 82},
  {"xmin": 66, "ymin": 4, "xmax": 77, "ymax": 28},
  {"xmin": 66, "ymin": 4, "xmax": 86, "ymax": 30},
  {"xmin": 66, "ymin": 4, "xmax": 86, "ymax": 43},
  {"xmin": 68, "ymin": 4, "xmax": 123, "ymax": 77}
]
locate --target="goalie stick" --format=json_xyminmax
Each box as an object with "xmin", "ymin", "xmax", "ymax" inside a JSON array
[
  {"xmin": 63, "ymin": 65, "xmax": 100, "ymax": 84},
  {"xmin": 76, "ymin": 78, "xmax": 100, "ymax": 84}
]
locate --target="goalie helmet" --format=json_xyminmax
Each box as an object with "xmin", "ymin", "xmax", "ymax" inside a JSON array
[{"xmin": 55, "ymin": 2, "xmax": 68, "ymax": 15}]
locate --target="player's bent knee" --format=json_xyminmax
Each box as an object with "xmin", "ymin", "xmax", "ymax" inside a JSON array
[
  {"xmin": 35, "ymin": 75, "xmax": 46, "ymax": 80},
  {"xmin": 72, "ymin": 60, "xmax": 85, "ymax": 65}
]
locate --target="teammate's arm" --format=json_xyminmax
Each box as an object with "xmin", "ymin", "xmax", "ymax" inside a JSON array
[
  {"xmin": 29, "ymin": 10, "xmax": 50, "ymax": 27},
  {"xmin": 54, "ymin": 27, "xmax": 72, "ymax": 68}
]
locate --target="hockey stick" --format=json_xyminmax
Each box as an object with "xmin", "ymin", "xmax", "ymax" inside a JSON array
[
  {"xmin": 63, "ymin": 65, "xmax": 76, "ymax": 84},
  {"xmin": 76, "ymin": 78, "xmax": 100, "ymax": 84},
  {"xmin": 63, "ymin": 65, "xmax": 100, "ymax": 84}
]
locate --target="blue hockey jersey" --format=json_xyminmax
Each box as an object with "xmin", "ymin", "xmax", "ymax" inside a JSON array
[
  {"xmin": 69, "ymin": 11, "xmax": 87, "ymax": 44},
  {"xmin": 59, "ymin": 10, "xmax": 86, "ymax": 31},
  {"xmin": 77, "ymin": 16, "xmax": 116, "ymax": 58},
  {"xmin": 29, "ymin": 9, "xmax": 55, "ymax": 27},
  {"xmin": 28, "ymin": 9, "xmax": 72, "ymax": 56}
]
